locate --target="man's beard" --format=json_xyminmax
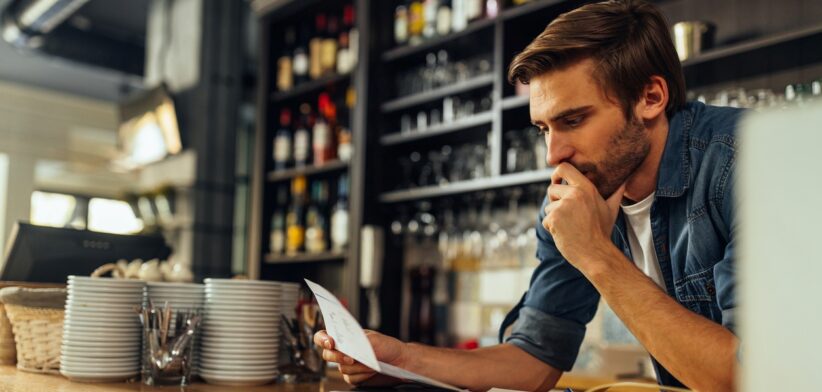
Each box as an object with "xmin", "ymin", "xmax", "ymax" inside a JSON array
[{"xmin": 572, "ymin": 115, "xmax": 650, "ymax": 198}]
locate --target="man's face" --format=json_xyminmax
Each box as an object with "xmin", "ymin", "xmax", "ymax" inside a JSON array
[{"xmin": 529, "ymin": 58, "xmax": 650, "ymax": 198}]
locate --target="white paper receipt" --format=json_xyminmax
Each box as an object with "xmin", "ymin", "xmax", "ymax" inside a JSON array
[{"xmin": 305, "ymin": 279, "xmax": 463, "ymax": 391}]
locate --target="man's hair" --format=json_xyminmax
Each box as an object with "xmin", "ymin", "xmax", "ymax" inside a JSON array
[{"xmin": 507, "ymin": 0, "xmax": 686, "ymax": 119}]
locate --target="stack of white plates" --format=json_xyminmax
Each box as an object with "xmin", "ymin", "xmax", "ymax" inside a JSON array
[
  {"xmin": 201, "ymin": 279, "xmax": 282, "ymax": 386},
  {"xmin": 60, "ymin": 276, "xmax": 145, "ymax": 383},
  {"xmin": 143, "ymin": 282, "xmax": 204, "ymax": 373}
]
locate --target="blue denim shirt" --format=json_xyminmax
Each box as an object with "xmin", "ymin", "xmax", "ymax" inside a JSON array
[{"xmin": 498, "ymin": 101, "xmax": 744, "ymax": 387}]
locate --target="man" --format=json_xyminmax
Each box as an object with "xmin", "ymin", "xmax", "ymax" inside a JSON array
[{"xmin": 316, "ymin": 1, "xmax": 741, "ymax": 390}]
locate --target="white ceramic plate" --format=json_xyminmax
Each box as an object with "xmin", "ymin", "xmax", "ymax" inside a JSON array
[
  {"xmin": 59, "ymin": 346, "xmax": 140, "ymax": 358},
  {"xmin": 198, "ymin": 362, "xmax": 277, "ymax": 371},
  {"xmin": 61, "ymin": 362, "xmax": 140, "ymax": 372},
  {"xmin": 199, "ymin": 351, "xmax": 277, "ymax": 360},
  {"xmin": 60, "ymin": 368, "xmax": 138, "ymax": 382},
  {"xmin": 201, "ymin": 328, "xmax": 278, "ymax": 337},
  {"xmin": 204, "ymin": 286, "xmax": 280, "ymax": 295},
  {"xmin": 146, "ymin": 282, "xmax": 204, "ymax": 289},
  {"xmin": 62, "ymin": 332, "xmax": 140, "ymax": 342},
  {"xmin": 67, "ymin": 291, "xmax": 143, "ymax": 301},
  {"xmin": 201, "ymin": 320, "xmax": 279, "ymax": 330},
  {"xmin": 68, "ymin": 276, "xmax": 145, "ymax": 285},
  {"xmin": 199, "ymin": 346, "xmax": 279, "ymax": 356}
]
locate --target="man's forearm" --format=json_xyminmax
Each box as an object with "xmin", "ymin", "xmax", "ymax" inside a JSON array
[
  {"xmin": 398, "ymin": 342, "xmax": 562, "ymax": 391},
  {"xmin": 585, "ymin": 245, "xmax": 738, "ymax": 391}
]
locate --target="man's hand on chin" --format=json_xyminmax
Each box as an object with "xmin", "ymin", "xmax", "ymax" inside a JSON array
[{"xmin": 543, "ymin": 162, "xmax": 625, "ymax": 274}]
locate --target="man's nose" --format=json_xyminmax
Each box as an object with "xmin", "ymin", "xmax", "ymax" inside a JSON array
[{"xmin": 545, "ymin": 133, "xmax": 574, "ymax": 167}]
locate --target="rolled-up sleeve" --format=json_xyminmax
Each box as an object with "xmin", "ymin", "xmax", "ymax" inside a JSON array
[{"xmin": 500, "ymin": 196, "xmax": 600, "ymax": 371}]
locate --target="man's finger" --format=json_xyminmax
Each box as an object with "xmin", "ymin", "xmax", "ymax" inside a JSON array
[
  {"xmin": 339, "ymin": 363, "xmax": 375, "ymax": 375},
  {"xmin": 551, "ymin": 162, "xmax": 589, "ymax": 187},
  {"xmin": 322, "ymin": 348, "xmax": 348, "ymax": 364},
  {"xmin": 314, "ymin": 330, "xmax": 334, "ymax": 349},
  {"xmin": 344, "ymin": 372, "xmax": 377, "ymax": 385},
  {"xmin": 547, "ymin": 183, "xmax": 574, "ymax": 202}
]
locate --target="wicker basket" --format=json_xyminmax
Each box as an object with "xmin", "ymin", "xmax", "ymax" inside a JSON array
[
  {"xmin": 4, "ymin": 304, "xmax": 64, "ymax": 374},
  {"xmin": 0, "ymin": 305, "xmax": 17, "ymax": 365}
]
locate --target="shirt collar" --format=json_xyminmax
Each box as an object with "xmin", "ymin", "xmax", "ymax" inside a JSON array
[{"xmin": 655, "ymin": 103, "xmax": 695, "ymax": 198}]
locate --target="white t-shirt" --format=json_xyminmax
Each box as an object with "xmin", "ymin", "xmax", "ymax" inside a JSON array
[{"xmin": 620, "ymin": 192, "xmax": 667, "ymax": 291}]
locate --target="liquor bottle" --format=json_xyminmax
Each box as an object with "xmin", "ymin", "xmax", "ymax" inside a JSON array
[
  {"xmin": 321, "ymin": 15, "xmax": 339, "ymax": 77},
  {"xmin": 273, "ymin": 108, "xmax": 292, "ymax": 171},
  {"xmin": 423, "ymin": 0, "xmax": 439, "ymax": 39},
  {"xmin": 394, "ymin": 5, "xmax": 409, "ymax": 45},
  {"xmin": 313, "ymin": 93, "xmax": 336, "ymax": 165},
  {"xmin": 309, "ymin": 14, "xmax": 326, "ymax": 80},
  {"xmin": 269, "ymin": 188, "xmax": 288, "ymax": 254},
  {"xmin": 336, "ymin": 86, "xmax": 355, "ymax": 162},
  {"xmin": 276, "ymin": 27, "xmax": 295, "ymax": 92},
  {"xmin": 451, "ymin": 0, "xmax": 467, "ymax": 32},
  {"xmin": 436, "ymin": 0, "xmax": 452, "ymax": 37},
  {"xmin": 286, "ymin": 176, "xmax": 307, "ymax": 255},
  {"xmin": 341, "ymin": 4, "xmax": 358, "ymax": 73},
  {"xmin": 293, "ymin": 25, "xmax": 310, "ymax": 85},
  {"xmin": 408, "ymin": 0, "xmax": 424, "ymax": 45},
  {"xmin": 485, "ymin": 0, "xmax": 498, "ymax": 18},
  {"xmin": 293, "ymin": 103, "xmax": 313, "ymax": 167},
  {"xmin": 331, "ymin": 174, "xmax": 350, "ymax": 251},
  {"xmin": 465, "ymin": 0, "xmax": 483, "ymax": 22},
  {"xmin": 305, "ymin": 180, "xmax": 329, "ymax": 253}
]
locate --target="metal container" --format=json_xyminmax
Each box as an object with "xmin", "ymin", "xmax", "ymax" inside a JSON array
[{"xmin": 672, "ymin": 21, "xmax": 716, "ymax": 61}]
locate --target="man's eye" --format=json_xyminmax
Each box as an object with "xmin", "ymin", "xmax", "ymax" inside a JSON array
[
  {"xmin": 565, "ymin": 117, "xmax": 583, "ymax": 128},
  {"xmin": 535, "ymin": 127, "xmax": 548, "ymax": 135}
]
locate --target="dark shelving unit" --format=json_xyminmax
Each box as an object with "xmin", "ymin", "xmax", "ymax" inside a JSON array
[
  {"xmin": 379, "ymin": 169, "xmax": 554, "ymax": 203},
  {"xmin": 380, "ymin": 73, "xmax": 494, "ymax": 113},
  {"xmin": 380, "ymin": 111, "xmax": 494, "ymax": 146},
  {"xmin": 264, "ymin": 251, "xmax": 347, "ymax": 264},
  {"xmin": 381, "ymin": 18, "xmax": 496, "ymax": 62},
  {"xmin": 269, "ymin": 73, "xmax": 352, "ymax": 102},
  {"xmin": 681, "ymin": 23, "xmax": 822, "ymax": 68},
  {"xmin": 266, "ymin": 160, "xmax": 349, "ymax": 182}
]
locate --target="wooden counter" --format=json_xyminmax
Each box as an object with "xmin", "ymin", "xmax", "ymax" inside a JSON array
[
  {"xmin": 0, "ymin": 366, "xmax": 350, "ymax": 391},
  {"xmin": 0, "ymin": 364, "xmax": 657, "ymax": 391}
]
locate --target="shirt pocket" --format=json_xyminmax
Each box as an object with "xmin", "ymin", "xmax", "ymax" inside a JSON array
[{"xmin": 673, "ymin": 268, "xmax": 722, "ymax": 323}]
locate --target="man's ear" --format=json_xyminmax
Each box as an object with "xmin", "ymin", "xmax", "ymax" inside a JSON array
[{"xmin": 636, "ymin": 75, "xmax": 668, "ymax": 122}]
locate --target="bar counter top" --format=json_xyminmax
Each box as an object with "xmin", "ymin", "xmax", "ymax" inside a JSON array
[{"xmin": 0, "ymin": 365, "xmax": 655, "ymax": 391}]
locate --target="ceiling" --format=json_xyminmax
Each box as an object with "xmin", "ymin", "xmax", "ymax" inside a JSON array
[{"xmin": 0, "ymin": 0, "xmax": 149, "ymax": 102}]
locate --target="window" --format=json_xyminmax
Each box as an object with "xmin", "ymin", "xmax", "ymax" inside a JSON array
[
  {"xmin": 88, "ymin": 198, "xmax": 143, "ymax": 234},
  {"xmin": 30, "ymin": 191, "xmax": 80, "ymax": 228}
]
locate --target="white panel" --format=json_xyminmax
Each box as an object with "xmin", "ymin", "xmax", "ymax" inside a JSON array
[{"xmin": 739, "ymin": 102, "xmax": 822, "ymax": 391}]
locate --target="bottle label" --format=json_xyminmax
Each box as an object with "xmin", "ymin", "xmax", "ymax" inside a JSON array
[
  {"xmin": 286, "ymin": 226, "xmax": 305, "ymax": 253},
  {"xmin": 294, "ymin": 130, "xmax": 309, "ymax": 164},
  {"xmin": 270, "ymin": 231, "xmax": 285, "ymax": 254},
  {"xmin": 321, "ymin": 39, "xmax": 338, "ymax": 75},
  {"xmin": 306, "ymin": 227, "xmax": 327, "ymax": 253},
  {"xmin": 309, "ymin": 39, "xmax": 323, "ymax": 80},
  {"xmin": 293, "ymin": 52, "xmax": 308, "ymax": 77},
  {"xmin": 277, "ymin": 57, "xmax": 293, "ymax": 91},
  {"xmin": 274, "ymin": 134, "xmax": 291, "ymax": 163},
  {"xmin": 331, "ymin": 211, "xmax": 349, "ymax": 250}
]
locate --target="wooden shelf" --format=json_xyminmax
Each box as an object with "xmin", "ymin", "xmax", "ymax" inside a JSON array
[
  {"xmin": 501, "ymin": 0, "xmax": 565, "ymax": 21},
  {"xmin": 270, "ymin": 73, "xmax": 351, "ymax": 103},
  {"xmin": 681, "ymin": 23, "xmax": 822, "ymax": 68},
  {"xmin": 381, "ymin": 74, "xmax": 494, "ymax": 113},
  {"xmin": 264, "ymin": 251, "xmax": 346, "ymax": 264},
  {"xmin": 379, "ymin": 169, "xmax": 554, "ymax": 203},
  {"xmin": 380, "ymin": 111, "xmax": 494, "ymax": 146},
  {"xmin": 501, "ymin": 95, "xmax": 529, "ymax": 110},
  {"xmin": 266, "ymin": 160, "xmax": 348, "ymax": 182},
  {"xmin": 381, "ymin": 18, "xmax": 496, "ymax": 63}
]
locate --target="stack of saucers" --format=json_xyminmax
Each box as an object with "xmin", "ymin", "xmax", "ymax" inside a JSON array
[
  {"xmin": 60, "ymin": 276, "xmax": 145, "ymax": 383},
  {"xmin": 143, "ymin": 282, "xmax": 204, "ymax": 373},
  {"xmin": 278, "ymin": 282, "xmax": 300, "ymax": 319},
  {"xmin": 200, "ymin": 279, "xmax": 281, "ymax": 386}
]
